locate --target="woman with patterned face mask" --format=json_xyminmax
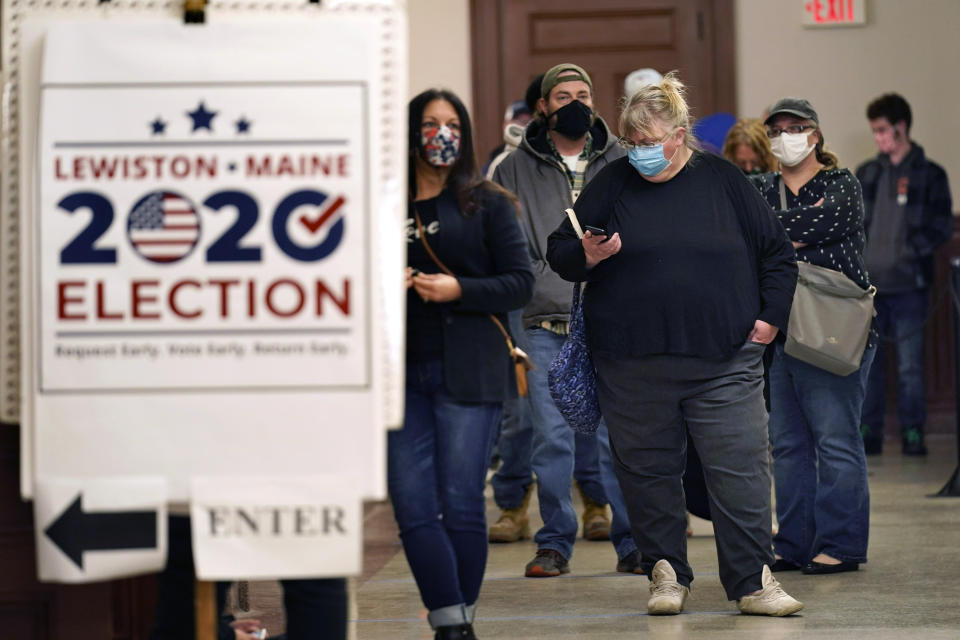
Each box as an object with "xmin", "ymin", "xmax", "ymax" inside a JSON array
[
  {"xmin": 750, "ymin": 99, "xmax": 876, "ymax": 577},
  {"xmin": 547, "ymin": 72, "xmax": 802, "ymax": 617},
  {"xmin": 390, "ymin": 89, "xmax": 533, "ymax": 640}
]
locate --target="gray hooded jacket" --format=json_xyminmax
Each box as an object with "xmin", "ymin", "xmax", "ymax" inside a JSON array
[{"xmin": 492, "ymin": 115, "xmax": 624, "ymax": 327}]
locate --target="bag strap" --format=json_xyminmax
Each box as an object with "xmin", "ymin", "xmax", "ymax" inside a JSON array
[
  {"xmin": 565, "ymin": 207, "xmax": 585, "ymax": 239},
  {"xmin": 412, "ymin": 208, "xmax": 520, "ymax": 358},
  {"xmin": 563, "ymin": 208, "xmax": 588, "ymax": 308},
  {"xmin": 778, "ymin": 175, "xmax": 788, "ymax": 210}
]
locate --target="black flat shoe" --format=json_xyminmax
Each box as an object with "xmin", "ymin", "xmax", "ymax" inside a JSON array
[
  {"xmin": 801, "ymin": 560, "xmax": 859, "ymax": 574},
  {"xmin": 771, "ymin": 558, "xmax": 801, "ymax": 572}
]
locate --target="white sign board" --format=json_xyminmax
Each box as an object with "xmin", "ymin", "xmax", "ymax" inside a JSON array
[
  {"xmin": 191, "ymin": 476, "xmax": 362, "ymax": 580},
  {"xmin": 39, "ymin": 82, "xmax": 370, "ymax": 391},
  {"xmin": 16, "ymin": 8, "xmax": 406, "ymax": 582}
]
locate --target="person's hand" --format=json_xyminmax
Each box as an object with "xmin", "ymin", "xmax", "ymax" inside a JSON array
[
  {"xmin": 412, "ymin": 272, "xmax": 462, "ymax": 303},
  {"xmin": 792, "ymin": 241, "xmax": 807, "ymax": 249},
  {"xmin": 748, "ymin": 319, "xmax": 778, "ymax": 344},
  {"xmin": 405, "ymin": 266, "xmax": 417, "ymax": 289},
  {"xmin": 583, "ymin": 231, "xmax": 622, "ymax": 269}
]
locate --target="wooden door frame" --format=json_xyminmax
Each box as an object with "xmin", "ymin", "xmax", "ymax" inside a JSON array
[{"xmin": 469, "ymin": 0, "xmax": 737, "ymax": 161}]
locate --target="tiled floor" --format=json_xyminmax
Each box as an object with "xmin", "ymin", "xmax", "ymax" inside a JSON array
[{"xmin": 236, "ymin": 431, "xmax": 960, "ymax": 639}]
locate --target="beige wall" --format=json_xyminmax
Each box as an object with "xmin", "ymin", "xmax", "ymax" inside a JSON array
[
  {"xmin": 736, "ymin": 0, "xmax": 960, "ymax": 206},
  {"xmin": 406, "ymin": 0, "xmax": 960, "ymax": 206},
  {"xmin": 407, "ymin": 0, "xmax": 472, "ymax": 110}
]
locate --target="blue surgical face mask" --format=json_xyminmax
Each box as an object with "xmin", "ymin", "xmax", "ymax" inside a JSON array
[{"xmin": 627, "ymin": 144, "xmax": 671, "ymax": 176}]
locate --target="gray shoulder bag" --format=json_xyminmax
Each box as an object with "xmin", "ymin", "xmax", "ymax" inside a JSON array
[{"xmin": 780, "ymin": 178, "xmax": 877, "ymax": 376}]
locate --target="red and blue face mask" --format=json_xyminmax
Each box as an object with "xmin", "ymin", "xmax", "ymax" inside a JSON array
[{"xmin": 421, "ymin": 125, "xmax": 461, "ymax": 167}]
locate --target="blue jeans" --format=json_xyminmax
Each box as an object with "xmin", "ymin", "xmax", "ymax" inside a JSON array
[
  {"xmin": 768, "ymin": 341, "xmax": 876, "ymax": 565},
  {"xmin": 491, "ymin": 314, "xmax": 607, "ymax": 509},
  {"xmin": 525, "ymin": 327, "xmax": 634, "ymax": 560},
  {"xmin": 387, "ymin": 361, "xmax": 500, "ymax": 617},
  {"xmin": 862, "ymin": 290, "xmax": 928, "ymax": 438},
  {"xmin": 491, "ymin": 313, "xmax": 535, "ymax": 509}
]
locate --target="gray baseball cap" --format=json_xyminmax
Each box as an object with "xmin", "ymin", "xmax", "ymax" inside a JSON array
[{"xmin": 764, "ymin": 98, "xmax": 819, "ymax": 126}]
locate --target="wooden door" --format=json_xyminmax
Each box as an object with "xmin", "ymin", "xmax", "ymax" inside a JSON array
[{"xmin": 470, "ymin": 0, "xmax": 736, "ymax": 160}]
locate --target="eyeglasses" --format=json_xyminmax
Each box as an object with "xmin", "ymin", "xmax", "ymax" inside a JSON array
[
  {"xmin": 617, "ymin": 131, "xmax": 673, "ymax": 150},
  {"xmin": 765, "ymin": 124, "xmax": 815, "ymax": 139}
]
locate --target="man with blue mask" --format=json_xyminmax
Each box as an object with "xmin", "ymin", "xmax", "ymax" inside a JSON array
[{"xmin": 492, "ymin": 64, "xmax": 642, "ymax": 579}]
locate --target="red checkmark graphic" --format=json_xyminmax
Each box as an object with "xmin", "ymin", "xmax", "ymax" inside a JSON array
[{"xmin": 299, "ymin": 196, "xmax": 345, "ymax": 234}]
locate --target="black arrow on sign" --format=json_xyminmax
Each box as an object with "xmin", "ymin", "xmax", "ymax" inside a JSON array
[{"xmin": 44, "ymin": 494, "xmax": 158, "ymax": 570}]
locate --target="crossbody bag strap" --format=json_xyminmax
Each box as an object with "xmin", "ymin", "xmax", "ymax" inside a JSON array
[
  {"xmin": 778, "ymin": 175, "xmax": 788, "ymax": 211},
  {"xmin": 564, "ymin": 207, "xmax": 585, "ymax": 239}
]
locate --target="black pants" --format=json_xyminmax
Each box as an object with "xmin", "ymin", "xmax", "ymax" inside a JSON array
[
  {"xmin": 151, "ymin": 516, "xmax": 347, "ymax": 640},
  {"xmin": 595, "ymin": 343, "xmax": 774, "ymax": 600}
]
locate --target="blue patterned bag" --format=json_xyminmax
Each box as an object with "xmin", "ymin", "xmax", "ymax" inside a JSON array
[{"xmin": 548, "ymin": 282, "xmax": 602, "ymax": 434}]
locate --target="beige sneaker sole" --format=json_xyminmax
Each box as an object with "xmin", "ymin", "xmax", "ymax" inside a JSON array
[
  {"xmin": 647, "ymin": 589, "xmax": 688, "ymax": 615},
  {"xmin": 738, "ymin": 599, "xmax": 804, "ymax": 616}
]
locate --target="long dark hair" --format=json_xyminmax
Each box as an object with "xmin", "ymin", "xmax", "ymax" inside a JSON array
[{"xmin": 408, "ymin": 88, "xmax": 515, "ymax": 216}]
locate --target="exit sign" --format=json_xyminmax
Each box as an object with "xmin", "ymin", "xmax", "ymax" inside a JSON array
[{"xmin": 803, "ymin": 0, "xmax": 866, "ymax": 27}]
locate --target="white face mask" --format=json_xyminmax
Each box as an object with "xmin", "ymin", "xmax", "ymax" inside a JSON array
[{"xmin": 771, "ymin": 131, "xmax": 815, "ymax": 167}]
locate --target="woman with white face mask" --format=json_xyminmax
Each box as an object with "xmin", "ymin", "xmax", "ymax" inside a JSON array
[
  {"xmin": 547, "ymin": 72, "xmax": 802, "ymax": 617},
  {"xmin": 751, "ymin": 98, "xmax": 876, "ymax": 577}
]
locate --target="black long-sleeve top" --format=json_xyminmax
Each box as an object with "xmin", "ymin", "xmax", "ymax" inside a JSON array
[{"xmin": 546, "ymin": 152, "xmax": 797, "ymax": 360}]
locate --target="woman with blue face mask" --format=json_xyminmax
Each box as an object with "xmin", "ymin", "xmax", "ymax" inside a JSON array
[
  {"xmin": 546, "ymin": 72, "xmax": 803, "ymax": 617},
  {"xmin": 390, "ymin": 89, "xmax": 534, "ymax": 640}
]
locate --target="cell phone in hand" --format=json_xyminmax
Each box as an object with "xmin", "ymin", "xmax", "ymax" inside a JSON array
[{"xmin": 584, "ymin": 225, "xmax": 606, "ymax": 236}]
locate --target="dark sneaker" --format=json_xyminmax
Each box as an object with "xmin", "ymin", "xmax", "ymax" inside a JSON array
[
  {"xmin": 616, "ymin": 549, "xmax": 645, "ymax": 574},
  {"xmin": 902, "ymin": 427, "xmax": 927, "ymax": 456},
  {"xmin": 524, "ymin": 549, "xmax": 570, "ymax": 577},
  {"xmin": 435, "ymin": 623, "xmax": 477, "ymax": 640},
  {"xmin": 863, "ymin": 438, "xmax": 883, "ymax": 455},
  {"xmin": 860, "ymin": 423, "xmax": 883, "ymax": 455}
]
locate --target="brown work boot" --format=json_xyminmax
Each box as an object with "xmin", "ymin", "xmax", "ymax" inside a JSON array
[
  {"xmin": 575, "ymin": 480, "xmax": 611, "ymax": 541},
  {"xmin": 489, "ymin": 484, "xmax": 534, "ymax": 543}
]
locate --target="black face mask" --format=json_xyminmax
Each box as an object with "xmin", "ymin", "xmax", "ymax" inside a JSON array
[
  {"xmin": 742, "ymin": 167, "xmax": 764, "ymax": 176},
  {"xmin": 547, "ymin": 100, "xmax": 593, "ymax": 140}
]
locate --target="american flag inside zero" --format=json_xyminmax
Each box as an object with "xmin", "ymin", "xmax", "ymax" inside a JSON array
[{"xmin": 127, "ymin": 191, "xmax": 201, "ymax": 263}]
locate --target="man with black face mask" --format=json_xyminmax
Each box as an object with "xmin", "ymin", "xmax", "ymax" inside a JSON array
[{"xmin": 492, "ymin": 64, "xmax": 639, "ymax": 579}]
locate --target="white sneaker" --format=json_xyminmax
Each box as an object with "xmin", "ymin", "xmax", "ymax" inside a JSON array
[
  {"xmin": 647, "ymin": 559, "xmax": 689, "ymax": 615},
  {"xmin": 737, "ymin": 565, "xmax": 804, "ymax": 616}
]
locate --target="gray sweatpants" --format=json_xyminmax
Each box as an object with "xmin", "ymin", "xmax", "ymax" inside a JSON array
[{"xmin": 594, "ymin": 341, "xmax": 774, "ymax": 600}]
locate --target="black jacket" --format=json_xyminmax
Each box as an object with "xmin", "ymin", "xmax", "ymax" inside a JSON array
[
  {"xmin": 410, "ymin": 188, "xmax": 534, "ymax": 402},
  {"xmin": 856, "ymin": 143, "xmax": 953, "ymax": 288}
]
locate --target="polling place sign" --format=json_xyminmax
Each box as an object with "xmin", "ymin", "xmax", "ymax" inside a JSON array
[{"xmin": 19, "ymin": 9, "xmax": 406, "ymax": 582}]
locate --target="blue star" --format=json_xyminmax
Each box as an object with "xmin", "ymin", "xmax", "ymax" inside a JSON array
[
  {"xmin": 235, "ymin": 117, "xmax": 252, "ymax": 134},
  {"xmin": 150, "ymin": 117, "xmax": 166, "ymax": 135},
  {"xmin": 187, "ymin": 101, "xmax": 217, "ymax": 132}
]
